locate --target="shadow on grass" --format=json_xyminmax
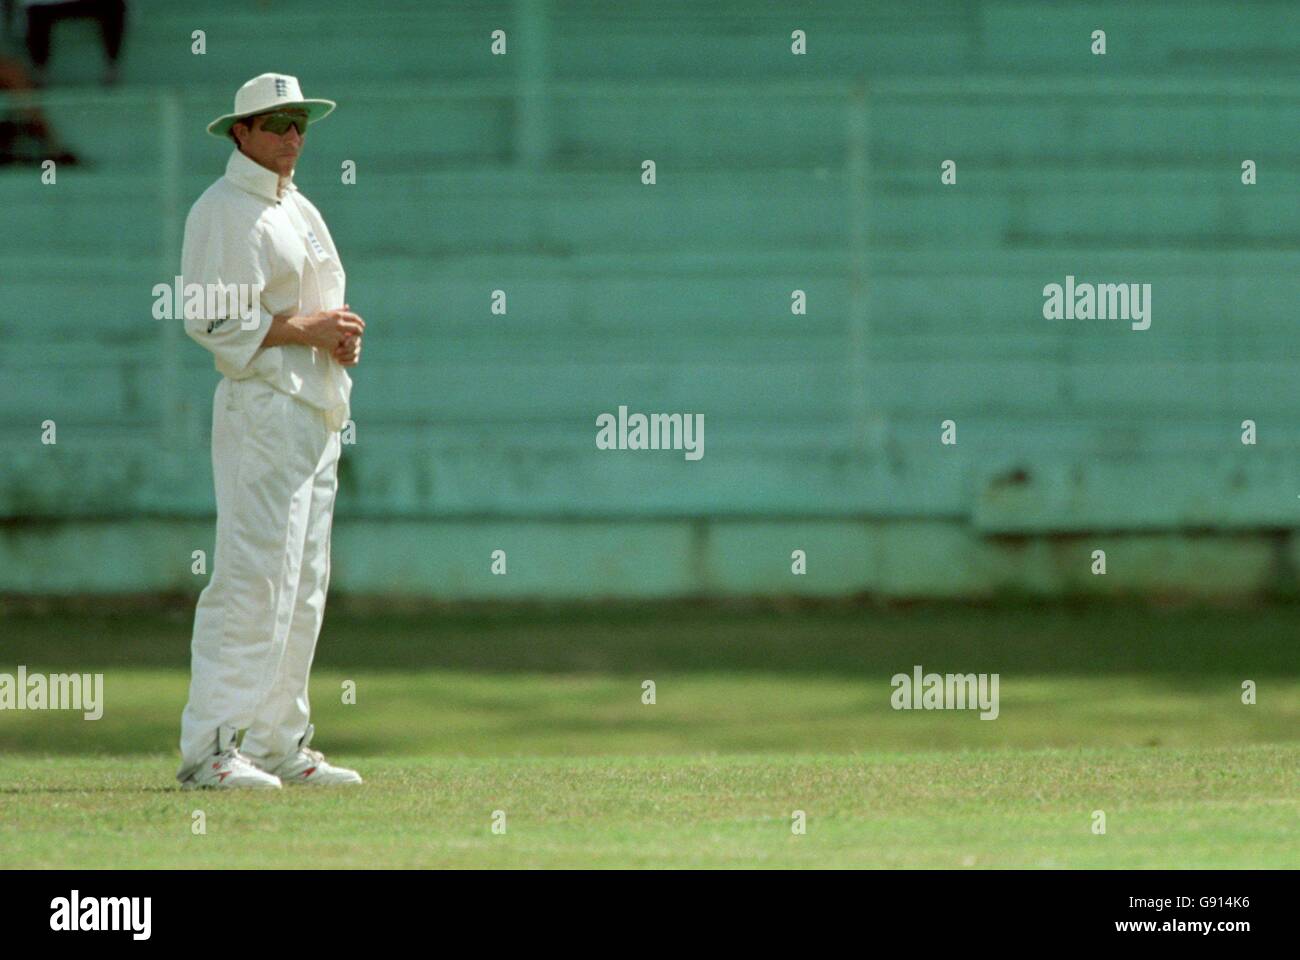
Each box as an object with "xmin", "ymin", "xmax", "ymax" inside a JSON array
[{"xmin": 0, "ymin": 599, "xmax": 1296, "ymax": 677}]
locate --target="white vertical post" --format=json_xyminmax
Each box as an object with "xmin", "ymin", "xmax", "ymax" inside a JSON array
[
  {"xmin": 516, "ymin": 0, "xmax": 550, "ymax": 250},
  {"xmin": 158, "ymin": 90, "xmax": 183, "ymax": 454},
  {"xmin": 516, "ymin": 0, "xmax": 550, "ymax": 170},
  {"xmin": 846, "ymin": 81, "xmax": 873, "ymax": 456}
]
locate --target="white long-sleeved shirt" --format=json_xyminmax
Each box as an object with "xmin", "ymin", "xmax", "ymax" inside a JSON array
[{"xmin": 180, "ymin": 148, "xmax": 351, "ymax": 431}]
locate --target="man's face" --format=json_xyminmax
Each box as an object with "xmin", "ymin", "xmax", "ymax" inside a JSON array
[{"xmin": 234, "ymin": 109, "xmax": 308, "ymax": 176}]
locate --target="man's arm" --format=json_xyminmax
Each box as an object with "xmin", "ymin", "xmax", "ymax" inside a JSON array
[{"xmin": 181, "ymin": 210, "xmax": 279, "ymax": 374}]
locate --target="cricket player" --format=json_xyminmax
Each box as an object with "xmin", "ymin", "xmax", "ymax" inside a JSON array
[{"xmin": 176, "ymin": 73, "xmax": 364, "ymax": 789}]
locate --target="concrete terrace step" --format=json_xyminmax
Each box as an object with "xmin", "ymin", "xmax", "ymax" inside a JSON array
[
  {"xmin": 4, "ymin": 167, "xmax": 1295, "ymax": 262},
  {"xmin": 18, "ymin": 89, "xmax": 1299, "ymax": 175},
  {"xmin": 3, "ymin": 247, "xmax": 1295, "ymax": 341},
  {"xmin": 23, "ymin": 0, "xmax": 1300, "ymax": 99},
  {"xmin": 6, "ymin": 352, "xmax": 1298, "ymax": 429},
  {"xmin": 3, "ymin": 424, "xmax": 1298, "ymax": 522}
]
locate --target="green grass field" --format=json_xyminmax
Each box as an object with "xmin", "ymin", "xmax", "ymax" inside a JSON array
[{"xmin": 1, "ymin": 602, "xmax": 1296, "ymax": 868}]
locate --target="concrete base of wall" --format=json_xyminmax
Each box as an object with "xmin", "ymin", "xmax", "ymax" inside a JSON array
[{"xmin": 1, "ymin": 518, "xmax": 1291, "ymax": 600}]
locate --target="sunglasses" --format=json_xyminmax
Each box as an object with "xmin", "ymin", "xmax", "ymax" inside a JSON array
[{"xmin": 255, "ymin": 112, "xmax": 308, "ymax": 136}]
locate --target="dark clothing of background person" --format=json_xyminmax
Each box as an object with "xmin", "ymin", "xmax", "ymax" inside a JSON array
[
  {"xmin": 21, "ymin": 0, "xmax": 127, "ymax": 86},
  {"xmin": 0, "ymin": 53, "xmax": 78, "ymax": 163}
]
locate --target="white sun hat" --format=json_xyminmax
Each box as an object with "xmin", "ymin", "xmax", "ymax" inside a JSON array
[{"xmin": 206, "ymin": 72, "xmax": 336, "ymax": 138}]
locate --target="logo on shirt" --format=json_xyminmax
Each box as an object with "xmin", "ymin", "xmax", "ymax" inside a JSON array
[{"xmin": 305, "ymin": 229, "xmax": 327, "ymax": 259}]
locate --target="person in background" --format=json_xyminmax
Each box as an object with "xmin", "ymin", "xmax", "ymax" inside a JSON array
[
  {"xmin": 0, "ymin": 52, "xmax": 78, "ymax": 163},
  {"xmin": 20, "ymin": 0, "xmax": 128, "ymax": 87}
]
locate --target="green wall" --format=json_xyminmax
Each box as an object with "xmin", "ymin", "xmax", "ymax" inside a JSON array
[{"xmin": 2, "ymin": 1, "xmax": 1298, "ymax": 595}]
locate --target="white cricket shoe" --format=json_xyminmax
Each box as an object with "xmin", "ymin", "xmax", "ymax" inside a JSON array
[
  {"xmin": 181, "ymin": 748, "xmax": 283, "ymax": 790},
  {"xmin": 262, "ymin": 724, "xmax": 363, "ymax": 786}
]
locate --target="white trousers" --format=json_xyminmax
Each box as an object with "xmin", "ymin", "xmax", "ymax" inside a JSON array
[{"xmin": 178, "ymin": 376, "xmax": 341, "ymax": 779}]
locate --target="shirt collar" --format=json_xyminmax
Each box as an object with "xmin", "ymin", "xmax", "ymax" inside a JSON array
[{"xmin": 224, "ymin": 148, "xmax": 297, "ymax": 202}]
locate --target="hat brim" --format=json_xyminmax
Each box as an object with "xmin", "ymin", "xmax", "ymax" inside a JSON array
[{"xmin": 206, "ymin": 99, "xmax": 335, "ymax": 138}]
